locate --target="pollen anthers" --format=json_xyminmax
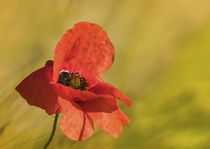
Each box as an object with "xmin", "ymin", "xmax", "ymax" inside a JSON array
[{"xmin": 58, "ymin": 70, "xmax": 89, "ymax": 91}]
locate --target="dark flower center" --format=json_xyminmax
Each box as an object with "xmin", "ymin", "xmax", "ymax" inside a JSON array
[{"xmin": 58, "ymin": 71, "xmax": 89, "ymax": 91}]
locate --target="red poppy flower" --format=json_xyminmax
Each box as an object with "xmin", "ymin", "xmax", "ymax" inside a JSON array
[{"xmin": 16, "ymin": 22, "xmax": 132, "ymax": 141}]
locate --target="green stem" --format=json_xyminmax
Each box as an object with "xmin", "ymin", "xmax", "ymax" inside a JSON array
[{"xmin": 43, "ymin": 113, "xmax": 59, "ymax": 149}]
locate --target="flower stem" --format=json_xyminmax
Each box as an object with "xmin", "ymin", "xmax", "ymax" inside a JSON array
[{"xmin": 43, "ymin": 113, "xmax": 59, "ymax": 149}]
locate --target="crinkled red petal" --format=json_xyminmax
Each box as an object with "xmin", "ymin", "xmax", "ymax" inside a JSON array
[
  {"xmin": 89, "ymin": 82, "xmax": 132, "ymax": 106},
  {"xmin": 15, "ymin": 60, "xmax": 61, "ymax": 115},
  {"xmin": 80, "ymin": 99, "xmax": 130, "ymax": 138},
  {"xmin": 53, "ymin": 22, "xmax": 115, "ymax": 84},
  {"xmin": 54, "ymin": 83, "xmax": 113, "ymax": 102},
  {"xmin": 58, "ymin": 97, "xmax": 94, "ymax": 141}
]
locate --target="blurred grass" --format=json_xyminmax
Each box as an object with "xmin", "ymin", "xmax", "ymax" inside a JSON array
[{"xmin": 1, "ymin": 0, "xmax": 210, "ymax": 148}]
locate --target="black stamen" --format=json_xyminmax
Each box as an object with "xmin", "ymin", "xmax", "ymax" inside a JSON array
[
  {"xmin": 58, "ymin": 71, "xmax": 89, "ymax": 91},
  {"xmin": 58, "ymin": 71, "xmax": 70, "ymax": 86}
]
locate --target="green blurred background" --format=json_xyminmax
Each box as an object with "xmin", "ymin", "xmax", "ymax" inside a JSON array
[{"xmin": 1, "ymin": 0, "xmax": 210, "ymax": 148}]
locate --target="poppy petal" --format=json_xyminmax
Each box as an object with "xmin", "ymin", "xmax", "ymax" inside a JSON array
[
  {"xmin": 80, "ymin": 99, "xmax": 130, "ymax": 138},
  {"xmin": 53, "ymin": 22, "xmax": 115, "ymax": 82},
  {"xmin": 15, "ymin": 60, "xmax": 60, "ymax": 115},
  {"xmin": 54, "ymin": 83, "xmax": 113, "ymax": 102},
  {"xmin": 89, "ymin": 82, "xmax": 132, "ymax": 106},
  {"xmin": 59, "ymin": 98, "xmax": 94, "ymax": 141}
]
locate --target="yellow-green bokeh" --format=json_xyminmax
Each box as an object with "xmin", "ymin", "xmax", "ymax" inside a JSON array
[{"xmin": 1, "ymin": 0, "xmax": 210, "ymax": 148}]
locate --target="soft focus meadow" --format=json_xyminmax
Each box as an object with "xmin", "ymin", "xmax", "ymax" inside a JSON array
[{"xmin": 1, "ymin": 0, "xmax": 210, "ymax": 149}]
